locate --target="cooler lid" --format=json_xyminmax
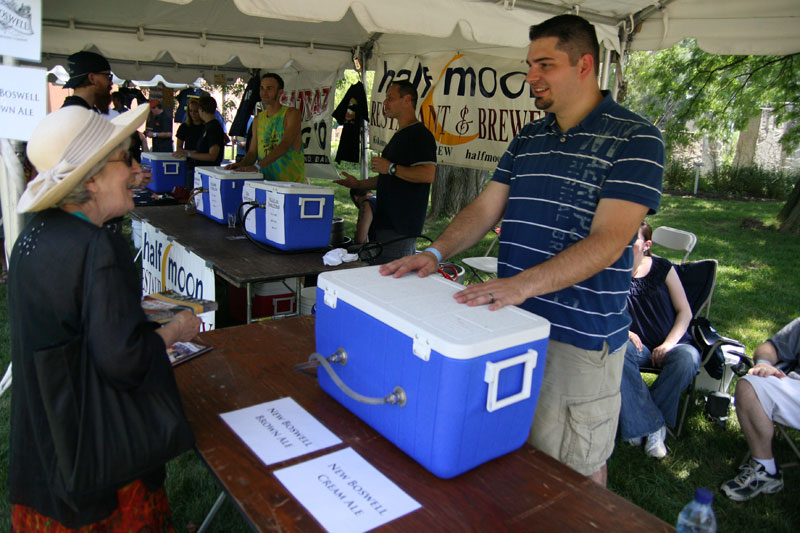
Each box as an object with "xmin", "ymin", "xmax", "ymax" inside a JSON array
[
  {"xmin": 317, "ymin": 266, "xmax": 550, "ymax": 360},
  {"xmin": 141, "ymin": 152, "xmax": 185, "ymax": 162},
  {"xmin": 196, "ymin": 166, "xmax": 262, "ymax": 180},
  {"xmin": 247, "ymin": 181, "xmax": 333, "ymax": 196}
]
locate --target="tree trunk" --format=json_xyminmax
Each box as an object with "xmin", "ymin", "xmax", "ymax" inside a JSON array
[
  {"xmin": 778, "ymin": 177, "xmax": 800, "ymax": 235},
  {"xmin": 428, "ymin": 164, "xmax": 489, "ymax": 220}
]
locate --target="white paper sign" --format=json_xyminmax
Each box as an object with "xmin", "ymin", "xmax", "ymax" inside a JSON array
[
  {"xmin": 265, "ymin": 191, "xmax": 286, "ymax": 245},
  {"xmin": 0, "ymin": 65, "xmax": 46, "ymax": 141},
  {"xmin": 275, "ymin": 447, "xmax": 421, "ymax": 533},
  {"xmin": 242, "ymin": 182, "xmax": 257, "ymax": 234},
  {"xmin": 220, "ymin": 397, "xmax": 341, "ymax": 465},
  {"xmin": 209, "ymin": 176, "xmax": 223, "ymax": 220},
  {"xmin": 0, "ymin": 0, "xmax": 41, "ymax": 61},
  {"xmin": 193, "ymin": 173, "xmax": 204, "ymax": 212}
]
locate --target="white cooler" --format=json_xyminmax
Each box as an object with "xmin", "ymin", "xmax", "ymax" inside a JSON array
[{"xmin": 314, "ymin": 266, "xmax": 551, "ymax": 478}]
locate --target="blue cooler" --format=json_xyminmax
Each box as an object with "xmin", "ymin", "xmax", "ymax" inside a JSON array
[
  {"xmin": 314, "ymin": 266, "xmax": 550, "ymax": 478},
  {"xmin": 241, "ymin": 181, "xmax": 334, "ymax": 251},
  {"xmin": 141, "ymin": 152, "xmax": 186, "ymax": 192},
  {"xmin": 192, "ymin": 167, "xmax": 262, "ymax": 224}
]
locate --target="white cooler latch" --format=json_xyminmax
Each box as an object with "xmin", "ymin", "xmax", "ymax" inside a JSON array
[
  {"xmin": 299, "ymin": 197, "xmax": 325, "ymax": 219},
  {"xmin": 483, "ymin": 349, "xmax": 537, "ymax": 412}
]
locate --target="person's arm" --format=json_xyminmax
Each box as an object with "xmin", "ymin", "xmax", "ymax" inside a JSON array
[
  {"xmin": 156, "ymin": 310, "xmax": 203, "ymax": 347},
  {"xmin": 370, "ymin": 157, "xmax": 435, "ymax": 184},
  {"xmin": 650, "ymin": 265, "xmax": 693, "ymax": 365},
  {"xmin": 451, "ymin": 197, "xmax": 649, "ymax": 310},
  {"xmin": 354, "ymin": 201, "xmax": 374, "ymax": 244},
  {"xmin": 334, "ymin": 172, "xmax": 378, "ymax": 190},
  {"xmin": 176, "ymin": 138, "xmax": 185, "ymax": 150},
  {"xmin": 749, "ymin": 341, "xmax": 786, "ymax": 378},
  {"xmin": 226, "ymin": 114, "xmax": 259, "ymax": 169},
  {"xmin": 183, "ymin": 144, "xmax": 221, "ymax": 162},
  {"xmin": 380, "ymin": 180, "xmax": 509, "ymax": 278}
]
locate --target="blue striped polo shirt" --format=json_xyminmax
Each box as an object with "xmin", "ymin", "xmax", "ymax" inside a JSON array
[{"xmin": 492, "ymin": 92, "xmax": 664, "ymax": 352}]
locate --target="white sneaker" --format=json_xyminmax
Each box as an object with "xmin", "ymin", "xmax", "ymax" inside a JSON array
[{"xmin": 644, "ymin": 426, "xmax": 667, "ymax": 459}]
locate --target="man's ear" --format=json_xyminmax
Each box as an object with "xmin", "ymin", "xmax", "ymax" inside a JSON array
[{"xmin": 578, "ymin": 53, "xmax": 595, "ymax": 80}]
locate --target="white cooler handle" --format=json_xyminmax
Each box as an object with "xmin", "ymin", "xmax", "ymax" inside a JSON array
[
  {"xmin": 299, "ymin": 197, "xmax": 325, "ymax": 219},
  {"xmin": 163, "ymin": 162, "xmax": 180, "ymax": 174},
  {"xmin": 483, "ymin": 349, "xmax": 537, "ymax": 413}
]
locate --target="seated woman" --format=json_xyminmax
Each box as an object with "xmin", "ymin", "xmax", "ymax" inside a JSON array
[
  {"xmin": 175, "ymin": 97, "xmax": 204, "ymax": 151},
  {"xmin": 619, "ymin": 221, "xmax": 700, "ymax": 459},
  {"xmin": 173, "ymin": 95, "xmax": 225, "ymax": 185},
  {"xmin": 8, "ymin": 105, "xmax": 201, "ymax": 530}
]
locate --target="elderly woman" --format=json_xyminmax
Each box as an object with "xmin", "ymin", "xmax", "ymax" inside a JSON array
[
  {"xmin": 618, "ymin": 221, "xmax": 700, "ymax": 459},
  {"xmin": 8, "ymin": 105, "xmax": 201, "ymax": 530}
]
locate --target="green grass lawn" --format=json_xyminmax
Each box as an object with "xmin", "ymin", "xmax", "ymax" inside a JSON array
[{"xmin": 0, "ymin": 192, "xmax": 798, "ymax": 530}]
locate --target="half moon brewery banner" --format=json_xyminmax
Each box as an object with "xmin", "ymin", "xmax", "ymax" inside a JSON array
[
  {"xmin": 370, "ymin": 53, "xmax": 544, "ymax": 171},
  {"xmin": 279, "ymin": 70, "xmax": 341, "ymax": 180}
]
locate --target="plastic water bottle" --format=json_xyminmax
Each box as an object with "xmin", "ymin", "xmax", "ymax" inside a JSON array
[{"xmin": 676, "ymin": 488, "xmax": 717, "ymax": 533}]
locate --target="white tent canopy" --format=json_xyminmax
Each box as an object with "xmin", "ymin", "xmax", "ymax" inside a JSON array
[{"xmin": 38, "ymin": 0, "xmax": 800, "ymax": 85}]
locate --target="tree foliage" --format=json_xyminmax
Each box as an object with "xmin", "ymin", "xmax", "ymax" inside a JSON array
[{"xmin": 621, "ymin": 40, "xmax": 800, "ymax": 152}]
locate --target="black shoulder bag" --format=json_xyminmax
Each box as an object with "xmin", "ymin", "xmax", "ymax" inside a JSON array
[{"xmin": 34, "ymin": 232, "xmax": 195, "ymax": 508}]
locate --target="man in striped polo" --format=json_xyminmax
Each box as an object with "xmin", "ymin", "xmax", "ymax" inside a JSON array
[{"xmin": 381, "ymin": 14, "xmax": 664, "ymax": 486}]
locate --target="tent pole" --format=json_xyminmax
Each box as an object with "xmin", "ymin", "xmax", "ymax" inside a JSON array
[
  {"xmin": 358, "ymin": 48, "xmax": 369, "ymax": 181},
  {"xmin": 600, "ymin": 47, "xmax": 612, "ymax": 91}
]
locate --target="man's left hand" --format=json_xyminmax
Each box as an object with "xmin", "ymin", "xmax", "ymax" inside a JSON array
[{"xmin": 453, "ymin": 276, "xmax": 530, "ymax": 311}]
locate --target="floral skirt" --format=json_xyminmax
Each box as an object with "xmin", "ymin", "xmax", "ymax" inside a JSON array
[{"xmin": 11, "ymin": 479, "xmax": 174, "ymax": 532}]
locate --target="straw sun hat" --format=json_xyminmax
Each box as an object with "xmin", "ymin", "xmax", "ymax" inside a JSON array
[{"xmin": 18, "ymin": 104, "xmax": 149, "ymax": 213}]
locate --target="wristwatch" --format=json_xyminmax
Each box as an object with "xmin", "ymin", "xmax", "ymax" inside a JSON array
[{"xmin": 388, "ymin": 163, "xmax": 397, "ymax": 176}]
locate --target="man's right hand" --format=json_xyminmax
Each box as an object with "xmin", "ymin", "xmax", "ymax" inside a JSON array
[
  {"xmin": 334, "ymin": 172, "xmax": 360, "ymax": 188},
  {"xmin": 224, "ymin": 162, "xmax": 241, "ymax": 170},
  {"xmin": 748, "ymin": 363, "xmax": 787, "ymax": 379},
  {"xmin": 380, "ymin": 251, "xmax": 440, "ymax": 278}
]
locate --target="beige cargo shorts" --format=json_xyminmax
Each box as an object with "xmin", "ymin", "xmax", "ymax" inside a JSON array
[{"xmin": 528, "ymin": 339, "xmax": 624, "ymax": 476}]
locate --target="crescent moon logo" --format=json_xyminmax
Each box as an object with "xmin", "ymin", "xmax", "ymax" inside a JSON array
[
  {"xmin": 420, "ymin": 54, "xmax": 479, "ymax": 146},
  {"xmin": 160, "ymin": 242, "xmax": 173, "ymax": 289}
]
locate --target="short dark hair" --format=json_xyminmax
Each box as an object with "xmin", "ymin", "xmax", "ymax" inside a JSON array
[
  {"xmin": 389, "ymin": 80, "xmax": 418, "ymax": 108},
  {"xmin": 262, "ymin": 73, "xmax": 285, "ymax": 91},
  {"xmin": 198, "ymin": 95, "xmax": 217, "ymax": 114},
  {"xmin": 529, "ymin": 14, "xmax": 600, "ymax": 75}
]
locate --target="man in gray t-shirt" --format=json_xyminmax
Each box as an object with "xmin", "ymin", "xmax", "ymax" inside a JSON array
[{"xmin": 721, "ymin": 317, "xmax": 800, "ymax": 502}]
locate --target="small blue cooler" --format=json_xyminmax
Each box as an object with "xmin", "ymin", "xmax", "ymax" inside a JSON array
[
  {"xmin": 314, "ymin": 266, "xmax": 550, "ymax": 478},
  {"xmin": 192, "ymin": 167, "xmax": 262, "ymax": 224},
  {"xmin": 141, "ymin": 152, "xmax": 186, "ymax": 192},
  {"xmin": 241, "ymin": 181, "xmax": 334, "ymax": 251}
]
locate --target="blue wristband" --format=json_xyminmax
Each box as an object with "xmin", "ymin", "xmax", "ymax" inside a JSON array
[
  {"xmin": 423, "ymin": 247, "xmax": 442, "ymax": 263},
  {"xmin": 755, "ymin": 359, "xmax": 773, "ymax": 366}
]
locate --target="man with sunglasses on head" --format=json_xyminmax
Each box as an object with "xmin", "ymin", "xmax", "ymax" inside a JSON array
[{"xmin": 61, "ymin": 51, "xmax": 114, "ymax": 113}]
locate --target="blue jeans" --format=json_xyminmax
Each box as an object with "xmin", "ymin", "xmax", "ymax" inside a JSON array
[{"xmin": 618, "ymin": 341, "xmax": 700, "ymax": 439}]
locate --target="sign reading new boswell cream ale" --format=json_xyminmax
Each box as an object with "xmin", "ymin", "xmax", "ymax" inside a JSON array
[
  {"xmin": 0, "ymin": 0, "xmax": 41, "ymax": 61},
  {"xmin": 370, "ymin": 52, "xmax": 544, "ymax": 171}
]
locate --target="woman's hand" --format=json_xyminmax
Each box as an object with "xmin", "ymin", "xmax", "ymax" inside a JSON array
[
  {"xmin": 651, "ymin": 341, "xmax": 675, "ymax": 367},
  {"xmin": 748, "ymin": 363, "xmax": 787, "ymax": 379},
  {"xmin": 628, "ymin": 331, "xmax": 643, "ymax": 352},
  {"xmin": 157, "ymin": 310, "xmax": 202, "ymax": 347}
]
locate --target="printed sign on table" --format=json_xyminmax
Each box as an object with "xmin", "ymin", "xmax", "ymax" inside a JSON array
[
  {"xmin": 275, "ymin": 447, "xmax": 421, "ymax": 533},
  {"xmin": 220, "ymin": 397, "xmax": 341, "ymax": 465},
  {"xmin": 140, "ymin": 221, "xmax": 216, "ymax": 329}
]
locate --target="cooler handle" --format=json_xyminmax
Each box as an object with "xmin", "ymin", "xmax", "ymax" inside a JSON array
[
  {"xmin": 310, "ymin": 350, "xmax": 406, "ymax": 407},
  {"xmin": 163, "ymin": 162, "xmax": 180, "ymax": 174},
  {"xmin": 483, "ymin": 349, "xmax": 537, "ymax": 413},
  {"xmin": 299, "ymin": 197, "xmax": 325, "ymax": 219}
]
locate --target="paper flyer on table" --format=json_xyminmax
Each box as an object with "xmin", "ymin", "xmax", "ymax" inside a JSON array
[
  {"xmin": 219, "ymin": 397, "xmax": 341, "ymax": 465},
  {"xmin": 274, "ymin": 447, "xmax": 421, "ymax": 533}
]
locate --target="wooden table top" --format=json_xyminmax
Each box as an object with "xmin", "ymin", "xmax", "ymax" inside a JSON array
[
  {"xmin": 132, "ymin": 205, "xmax": 363, "ymax": 286},
  {"xmin": 175, "ymin": 316, "xmax": 673, "ymax": 532}
]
